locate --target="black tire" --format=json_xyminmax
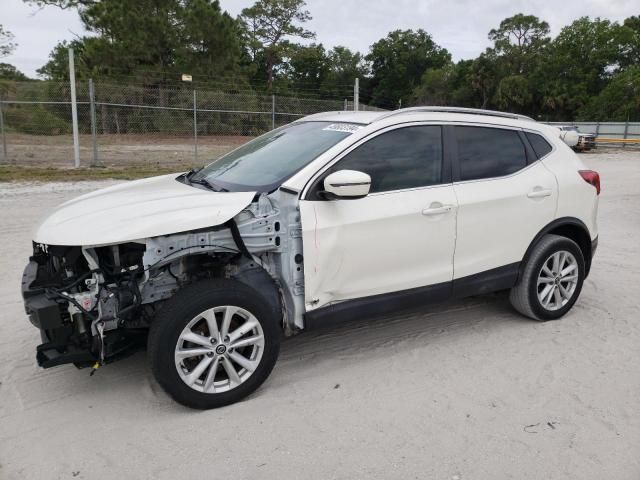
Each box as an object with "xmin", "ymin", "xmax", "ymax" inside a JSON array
[
  {"xmin": 148, "ymin": 278, "xmax": 281, "ymax": 409},
  {"xmin": 510, "ymin": 234, "xmax": 585, "ymax": 321}
]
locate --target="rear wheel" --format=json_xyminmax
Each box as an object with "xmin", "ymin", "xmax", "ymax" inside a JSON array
[
  {"xmin": 148, "ymin": 279, "xmax": 281, "ymax": 409},
  {"xmin": 510, "ymin": 234, "xmax": 585, "ymax": 321}
]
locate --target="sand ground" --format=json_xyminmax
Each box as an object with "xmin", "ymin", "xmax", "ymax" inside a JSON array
[{"xmin": 0, "ymin": 151, "xmax": 638, "ymax": 479}]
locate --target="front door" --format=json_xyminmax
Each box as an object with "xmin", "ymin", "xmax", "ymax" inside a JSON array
[{"xmin": 299, "ymin": 124, "xmax": 458, "ymax": 311}]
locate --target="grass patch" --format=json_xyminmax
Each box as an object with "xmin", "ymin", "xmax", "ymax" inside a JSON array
[{"xmin": 0, "ymin": 165, "xmax": 183, "ymax": 182}]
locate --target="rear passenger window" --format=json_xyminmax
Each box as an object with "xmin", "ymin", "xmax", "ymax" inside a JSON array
[
  {"xmin": 526, "ymin": 132, "xmax": 553, "ymax": 158},
  {"xmin": 326, "ymin": 126, "xmax": 443, "ymax": 193},
  {"xmin": 455, "ymin": 127, "xmax": 527, "ymax": 181}
]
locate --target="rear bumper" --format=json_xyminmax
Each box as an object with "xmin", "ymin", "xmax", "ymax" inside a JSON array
[{"xmin": 586, "ymin": 236, "xmax": 598, "ymax": 277}]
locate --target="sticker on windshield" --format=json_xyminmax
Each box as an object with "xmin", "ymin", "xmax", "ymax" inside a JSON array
[{"xmin": 322, "ymin": 123, "xmax": 363, "ymax": 134}]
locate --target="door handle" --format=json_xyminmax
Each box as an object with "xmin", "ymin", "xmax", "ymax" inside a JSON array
[
  {"xmin": 422, "ymin": 204, "xmax": 453, "ymax": 216},
  {"xmin": 527, "ymin": 188, "xmax": 552, "ymax": 199}
]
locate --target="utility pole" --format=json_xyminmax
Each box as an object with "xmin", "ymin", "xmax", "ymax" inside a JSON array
[
  {"xmin": 0, "ymin": 100, "xmax": 6, "ymax": 161},
  {"xmin": 89, "ymin": 78, "xmax": 98, "ymax": 166},
  {"xmin": 354, "ymin": 78, "xmax": 359, "ymax": 112},
  {"xmin": 272, "ymin": 94, "xmax": 276, "ymax": 130},
  {"xmin": 68, "ymin": 48, "xmax": 80, "ymax": 168},
  {"xmin": 193, "ymin": 89, "xmax": 198, "ymax": 164}
]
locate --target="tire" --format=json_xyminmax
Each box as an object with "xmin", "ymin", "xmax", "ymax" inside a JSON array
[
  {"xmin": 148, "ymin": 278, "xmax": 281, "ymax": 409},
  {"xmin": 510, "ymin": 234, "xmax": 585, "ymax": 321}
]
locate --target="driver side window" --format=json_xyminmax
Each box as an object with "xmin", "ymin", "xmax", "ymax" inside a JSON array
[{"xmin": 323, "ymin": 125, "xmax": 443, "ymax": 195}]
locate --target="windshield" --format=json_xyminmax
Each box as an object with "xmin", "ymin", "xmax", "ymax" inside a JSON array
[{"xmin": 191, "ymin": 121, "xmax": 361, "ymax": 192}]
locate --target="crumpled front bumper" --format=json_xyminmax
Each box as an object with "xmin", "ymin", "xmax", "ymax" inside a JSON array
[{"xmin": 21, "ymin": 259, "xmax": 96, "ymax": 368}]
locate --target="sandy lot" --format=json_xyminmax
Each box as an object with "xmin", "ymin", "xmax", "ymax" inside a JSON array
[
  {"xmin": 2, "ymin": 133, "xmax": 252, "ymax": 167},
  {"xmin": 0, "ymin": 151, "xmax": 638, "ymax": 480}
]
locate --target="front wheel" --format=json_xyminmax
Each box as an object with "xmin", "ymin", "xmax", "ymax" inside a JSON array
[
  {"xmin": 510, "ymin": 234, "xmax": 585, "ymax": 321},
  {"xmin": 148, "ymin": 279, "xmax": 281, "ymax": 409}
]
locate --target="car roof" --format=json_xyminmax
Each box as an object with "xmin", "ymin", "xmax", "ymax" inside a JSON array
[
  {"xmin": 297, "ymin": 110, "xmax": 384, "ymax": 124},
  {"xmin": 298, "ymin": 106, "xmax": 537, "ymax": 129}
]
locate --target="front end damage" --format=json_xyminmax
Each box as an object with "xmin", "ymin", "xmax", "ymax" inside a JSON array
[{"xmin": 22, "ymin": 191, "xmax": 304, "ymax": 370}]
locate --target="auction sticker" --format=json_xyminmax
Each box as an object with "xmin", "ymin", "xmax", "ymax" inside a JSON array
[{"xmin": 322, "ymin": 123, "xmax": 363, "ymax": 134}]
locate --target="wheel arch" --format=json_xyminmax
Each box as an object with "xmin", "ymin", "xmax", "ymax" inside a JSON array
[
  {"xmin": 228, "ymin": 262, "xmax": 285, "ymax": 330},
  {"xmin": 158, "ymin": 252, "xmax": 286, "ymax": 332},
  {"xmin": 519, "ymin": 217, "xmax": 594, "ymax": 281}
]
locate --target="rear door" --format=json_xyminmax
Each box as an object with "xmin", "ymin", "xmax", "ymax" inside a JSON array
[
  {"xmin": 451, "ymin": 125, "xmax": 557, "ymax": 281},
  {"xmin": 299, "ymin": 124, "xmax": 457, "ymax": 310}
]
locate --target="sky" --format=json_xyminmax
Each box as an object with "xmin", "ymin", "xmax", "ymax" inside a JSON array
[{"xmin": 2, "ymin": 0, "xmax": 639, "ymax": 78}]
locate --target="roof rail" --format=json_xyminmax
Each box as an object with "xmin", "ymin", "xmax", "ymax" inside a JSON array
[{"xmin": 375, "ymin": 106, "xmax": 534, "ymax": 122}]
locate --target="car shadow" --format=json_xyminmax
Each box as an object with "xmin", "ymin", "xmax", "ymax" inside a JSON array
[{"xmin": 15, "ymin": 291, "xmax": 531, "ymax": 413}]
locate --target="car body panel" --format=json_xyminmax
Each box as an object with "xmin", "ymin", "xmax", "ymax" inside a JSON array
[
  {"xmin": 300, "ymin": 184, "xmax": 458, "ymax": 310},
  {"xmin": 32, "ymin": 173, "xmax": 256, "ymax": 246},
  {"xmin": 541, "ymin": 146, "xmax": 599, "ymax": 240},
  {"xmin": 452, "ymin": 160, "xmax": 558, "ymax": 279}
]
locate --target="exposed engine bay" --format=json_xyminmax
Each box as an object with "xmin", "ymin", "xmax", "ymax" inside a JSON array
[{"xmin": 21, "ymin": 191, "xmax": 304, "ymax": 371}]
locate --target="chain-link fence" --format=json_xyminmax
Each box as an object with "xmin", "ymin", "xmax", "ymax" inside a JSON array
[
  {"xmin": 0, "ymin": 80, "xmax": 380, "ymax": 168},
  {"xmin": 547, "ymin": 122, "xmax": 640, "ymax": 147}
]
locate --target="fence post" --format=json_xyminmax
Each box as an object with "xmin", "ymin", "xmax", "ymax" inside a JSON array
[
  {"xmin": 272, "ymin": 94, "xmax": 276, "ymax": 130},
  {"xmin": 353, "ymin": 78, "xmax": 359, "ymax": 112},
  {"xmin": 89, "ymin": 79, "xmax": 99, "ymax": 166},
  {"xmin": 193, "ymin": 89, "xmax": 198, "ymax": 165},
  {"xmin": 344, "ymin": 98, "xmax": 347, "ymax": 111},
  {"xmin": 623, "ymin": 117, "xmax": 629, "ymax": 149},
  {"xmin": 0, "ymin": 100, "xmax": 7, "ymax": 162},
  {"xmin": 68, "ymin": 48, "xmax": 81, "ymax": 168}
]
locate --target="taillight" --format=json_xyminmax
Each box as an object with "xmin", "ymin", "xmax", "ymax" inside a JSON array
[{"xmin": 579, "ymin": 170, "xmax": 600, "ymax": 195}]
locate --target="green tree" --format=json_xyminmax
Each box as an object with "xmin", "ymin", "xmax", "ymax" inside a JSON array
[
  {"xmin": 494, "ymin": 75, "xmax": 532, "ymax": 112},
  {"xmin": 366, "ymin": 29, "xmax": 450, "ymax": 107},
  {"xmin": 412, "ymin": 59, "xmax": 477, "ymax": 107},
  {"xmin": 412, "ymin": 63, "xmax": 455, "ymax": 106},
  {"xmin": 175, "ymin": 0, "xmax": 244, "ymax": 79},
  {"xmin": 322, "ymin": 46, "xmax": 368, "ymax": 97},
  {"xmin": 469, "ymin": 50, "xmax": 500, "ymax": 109},
  {"xmin": 620, "ymin": 15, "xmax": 640, "ymax": 68},
  {"xmin": 285, "ymin": 43, "xmax": 328, "ymax": 92},
  {"xmin": 34, "ymin": 0, "xmax": 245, "ymax": 85},
  {"xmin": 542, "ymin": 17, "xmax": 629, "ymax": 119},
  {"xmin": 0, "ymin": 25, "xmax": 16, "ymax": 58},
  {"xmin": 579, "ymin": 66, "xmax": 640, "ymax": 121},
  {"xmin": 0, "ymin": 63, "xmax": 29, "ymax": 80},
  {"xmin": 488, "ymin": 14, "xmax": 550, "ymax": 74},
  {"xmin": 37, "ymin": 39, "xmax": 87, "ymax": 80},
  {"xmin": 240, "ymin": 0, "xmax": 315, "ymax": 89}
]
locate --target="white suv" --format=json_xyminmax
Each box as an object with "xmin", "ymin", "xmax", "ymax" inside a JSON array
[{"xmin": 21, "ymin": 107, "xmax": 600, "ymax": 409}]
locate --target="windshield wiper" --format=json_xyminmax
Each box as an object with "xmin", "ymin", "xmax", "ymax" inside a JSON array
[
  {"xmin": 183, "ymin": 167, "xmax": 229, "ymax": 192},
  {"xmin": 185, "ymin": 166, "xmax": 203, "ymax": 180},
  {"xmin": 189, "ymin": 176, "xmax": 228, "ymax": 192}
]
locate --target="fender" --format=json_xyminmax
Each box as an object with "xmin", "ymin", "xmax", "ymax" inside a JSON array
[{"xmin": 518, "ymin": 217, "xmax": 595, "ymax": 281}]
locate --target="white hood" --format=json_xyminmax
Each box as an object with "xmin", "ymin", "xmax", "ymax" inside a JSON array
[{"xmin": 33, "ymin": 173, "xmax": 256, "ymax": 246}]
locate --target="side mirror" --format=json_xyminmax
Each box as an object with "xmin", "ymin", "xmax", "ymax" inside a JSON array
[{"xmin": 323, "ymin": 170, "xmax": 371, "ymax": 199}]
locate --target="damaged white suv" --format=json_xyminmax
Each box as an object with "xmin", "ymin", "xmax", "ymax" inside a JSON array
[{"xmin": 21, "ymin": 107, "xmax": 600, "ymax": 409}]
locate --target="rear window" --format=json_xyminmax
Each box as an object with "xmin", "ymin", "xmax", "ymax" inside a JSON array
[
  {"xmin": 455, "ymin": 126, "xmax": 528, "ymax": 181},
  {"xmin": 526, "ymin": 132, "xmax": 553, "ymax": 158}
]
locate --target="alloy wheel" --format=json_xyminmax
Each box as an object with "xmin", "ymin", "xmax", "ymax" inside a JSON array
[
  {"xmin": 174, "ymin": 305, "xmax": 265, "ymax": 394},
  {"xmin": 536, "ymin": 250, "xmax": 579, "ymax": 311}
]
